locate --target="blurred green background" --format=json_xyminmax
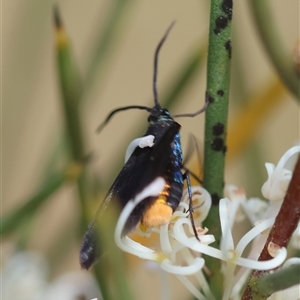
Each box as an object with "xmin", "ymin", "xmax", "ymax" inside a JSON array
[{"xmin": 2, "ymin": 1, "xmax": 299, "ymax": 299}]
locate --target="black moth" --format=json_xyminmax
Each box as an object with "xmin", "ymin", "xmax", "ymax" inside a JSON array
[{"xmin": 80, "ymin": 23, "xmax": 208, "ymax": 269}]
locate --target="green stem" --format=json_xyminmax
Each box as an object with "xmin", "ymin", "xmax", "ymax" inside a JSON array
[
  {"xmin": 249, "ymin": 0, "xmax": 300, "ymax": 100},
  {"xmin": 1, "ymin": 165, "xmax": 80, "ymax": 237},
  {"xmin": 1, "ymin": 176, "xmax": 62, "ymax": 237},
  {"xmin": 55, "ymin": 25, "xmax": 84, "ymax": 159},
  {"xmin": 54, "ymin": 8, "xmax": 132, "ymax": 299},
  {"xmin": 93, "ymin": 263, "xmax": 113, "ymax": 300},
  {"xmin": 54, "ymin": 8, "xmax": 89, "ymax": 232},
  {"xmin": 250, "ymin": 264, "xmax": 300, "ymax": 299},
  {"xmin": 95, "ymin": 203, "xmax": 133, "ymax": 300},
  {"xmin": 202, "ymin": 0, "xmax": 233, "ymax": 297}
]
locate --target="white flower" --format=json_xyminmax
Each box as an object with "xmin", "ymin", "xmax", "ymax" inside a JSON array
[
  {"xmin": 115, "ymin": 183, "xmax": 287, "ymax": 300},
  {"xmin": 114, "ymin": 146, "xmax": 300, "ymax": 299},
  {"xmin": 114, "ymin": 183, "xmax": 215, "ymax": 299},
  {"xmin": 114, "ymin": 177, "xmax": 167, "ymax": 261},
  {"xmin": 2, "ymin": 251, "xmax": 48, "ymax": 300},
  {"xmin": 174, "ymin": 189, "xmax": 287, "ymax": 300},
  {"xmin": 181, "ymin": 186, "xmax": 212, "ymax": 225},
  {"xmin": 241, "ymin": 145, "xmax": 300, "ymax": 227},
  {"xmin": 261, "ymin": 145, "xmax": 300, "ymax": 202},
  {"xmin": 241, "ymin": 197, "xmax": 269, "ymax": 224},
  {"xmin": 2, "ymin": 251, "xmax": 101, "ymax": 300},
  {"xmin": 44, "ymin": 272, "xmax": 101, "ymax": 300}
]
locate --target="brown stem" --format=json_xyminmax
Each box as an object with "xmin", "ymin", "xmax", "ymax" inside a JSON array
[{"xmin": 242, "ymin": 155, "xmax": 300, "ymax": 299}]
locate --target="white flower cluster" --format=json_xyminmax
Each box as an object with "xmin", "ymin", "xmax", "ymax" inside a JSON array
[
  {"xmin": 3, "ymin": 145, "xmax": 299, "ymax": 300},
  {"xmin": 115, "ymin": 144, "xmax": 300, "ymax": 300},
  {"xmin": 2, "ymin": 251, "xmax": 102, "ymax": 300}
]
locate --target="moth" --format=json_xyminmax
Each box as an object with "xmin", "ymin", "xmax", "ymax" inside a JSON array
[{"xmin": 80, "ymin": 23, "xmax": 208, "ymax": 269}]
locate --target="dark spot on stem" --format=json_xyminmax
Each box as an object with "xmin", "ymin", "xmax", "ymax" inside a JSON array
[
  {"xmin": 211, "ymin": 137, "xmax": 224, "ymax": 151},
  {"xmin": 222, "ymin": 0, "xmax": 233, "ymax": 20},
  {"xmin": 212, "ymin": 122, "xmax": 225, "ymax": 136},
  {"xmin": 225, "ymin": 40, "xmax": 232, "ymax": 59},
  {"xmin": 217, "ymin": 90, "xmax": 224, "ymax": 96},
  {"xmin": 216, "ymin": 16, "xmax": 228, "ymax": 30},
  {"xmin": 223, "ymin": 145, "xmax": 227, "ymax": 154},
  {"xmin": 214, "ymin": 28, "xmax": 220, "ymax": 35},
  {"xmin": 211, "ymin": 193, "xmax": 221, "ymax": 205},
  {"xmin": 214, "ymin": 15, "xmax": 229, "ymax": 35},
  {"xmin": 205, "ymin": 91, "xmax": 215, "ymax": 103}
]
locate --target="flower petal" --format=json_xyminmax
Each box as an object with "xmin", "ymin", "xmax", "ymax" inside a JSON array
[
  {"xmin": 235, "ymin": 218, "xmax": 275, "ymax": 256},
  {"xmin": 114, "ymin": 177, "xmax": 166, "ymax": 260},
  {"xmin": 160, "ymin": 257, "xmax": 205, "ymax": 275},
  {"xmin": 181, "ymin": 186, "xmax": 212, "ymax": 224},
  {"xmin": 235, "ymin": 247, "xmax": 287, "ymax": 270},
  {"xmin": 262, "ymin": 146, "xmax": 300, "ymax": 202},
  {"xmin": 219, "ymin": 198, "xmax": 235, "ymax": 251},
  {"xmin": 173, "ymin": 218, "xmax": 220, "ymax": 259},
  {"xmin": 125, "ymin": 135, "xmax": 155, "ymax": 162}
]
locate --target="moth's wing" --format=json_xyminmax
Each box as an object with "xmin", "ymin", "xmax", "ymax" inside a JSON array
[{"xmin": 80, "ymin": 122, "xmax": 181, "ymax": 269}]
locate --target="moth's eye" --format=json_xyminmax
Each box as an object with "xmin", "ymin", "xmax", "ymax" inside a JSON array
[{"xmin": 162, "ymin": 109, "xmax": 170, "ymax": 116}]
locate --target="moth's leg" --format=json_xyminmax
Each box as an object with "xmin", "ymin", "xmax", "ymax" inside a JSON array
[
  {"xmin": 183, "ymin": 171, "xmax": 200, "ymax": 242},
  {"xmin": 182, "ymin": 165, "xmax": 202, "ymax": 185}
]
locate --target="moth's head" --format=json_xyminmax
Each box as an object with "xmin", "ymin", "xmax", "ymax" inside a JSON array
[{"xmin": 148, "ymin": 105, "xmax": 173, "ymax": 124}]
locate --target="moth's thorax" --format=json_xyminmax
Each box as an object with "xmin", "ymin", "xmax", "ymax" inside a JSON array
[{"xmin": 148, "ymin": 107, "xmax": 173, "ymax": 124}]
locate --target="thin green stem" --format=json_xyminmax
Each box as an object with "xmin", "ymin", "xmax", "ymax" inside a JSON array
[
  {"xmin": 41, "ymin": 1, "xmax": 133, "ymax": 179},
  {"xmin": 93, "ymin": 262, "xmax": 113, "ymax": 300},
  {"xmin": 250, "ymin": 264, "xmax": 300, "ymax": 299},
  {"xmin": 1, "ymin": 164, "xmax": 81, "ymax": 237},
  {"xmin": 202, "ymin": 0, "xmax": 233, "ymax": 297},
  {"xmin": 1, "ymin": 175, "xmax": 63, "ymax": 237},
  {"xmin": 54, "ymin": 8, "xmax": 132, "ymax": 299},
  {"xmin": 54, "ymin": 8, "xmax": 90, "ymax": 232},
  {"xmin": 249, "ymin": 0, "xmax": 300, "ymax": 100},
  {"xmin": 95, "ymin": 202, "xmax": 133, "ymax": 300}
]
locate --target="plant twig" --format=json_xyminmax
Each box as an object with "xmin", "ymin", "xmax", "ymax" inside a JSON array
[
  {"xmin": 1, "ymin": 163, "xmax": 82, "ymax": 237},
  {"xmin": 202, "ymin": 0, "xmax": 233, "ymax": 297},
  {"xmin": 250, "ymin": 264, "xmax": 300, "ymax": 298},
  {"xmin": 242, "ymin": 155, "xmax": 300, "ymax": 299},
  {"xmin": 54, "ymin": 6, "xmax": 90, "ymax": 232},
  {"xmin": 54, "ymin": 8, "xmax": 133, "ymax": 299}
]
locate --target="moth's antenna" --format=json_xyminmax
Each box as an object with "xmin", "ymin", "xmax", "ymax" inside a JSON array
[
  {"xmin": 96, "ymin": 105, "xmax": 152, "ymax": 133},
  {"xmin": 153, "ymin": 21, "xmax": 176, "ymax": 107},
  {"xmin": 173, "ymin": 98, "xmax": 209, "ymax": 118},
  {"xmin": 96, "ymin": 23, "xmax": 176, "ymax": 134}
]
